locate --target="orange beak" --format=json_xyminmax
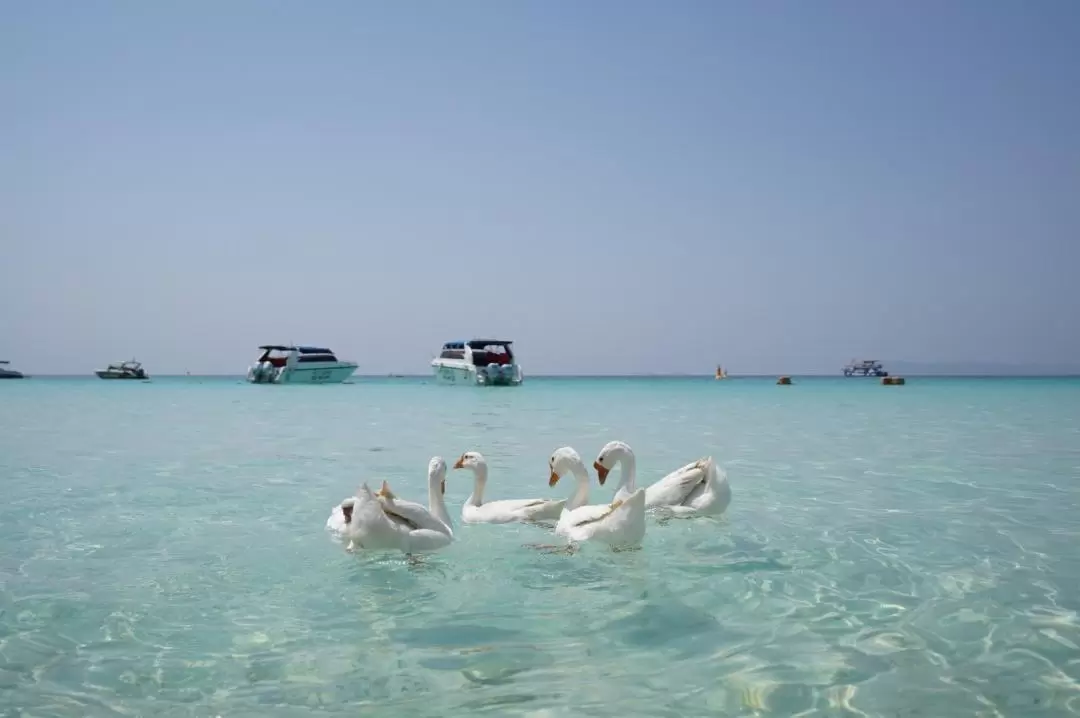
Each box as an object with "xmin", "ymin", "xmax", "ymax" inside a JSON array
[
  {"xmin": 549, "ymin": 470, "xmax": 560, "ymax": 487},
  {"xmin": 593, "ymin": 461, "xmax": 609, "ymax": 485},
  {"xmin": 453, "ymin": 455, "xmax": 465, "ymax": 470}
]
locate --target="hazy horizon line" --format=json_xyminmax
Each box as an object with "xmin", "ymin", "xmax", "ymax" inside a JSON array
[{"xmin": 13, "ymin": 372, "xmax": 1080, "ymax": 379}]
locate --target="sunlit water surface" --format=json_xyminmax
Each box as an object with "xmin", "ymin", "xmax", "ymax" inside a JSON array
[{"xmin": 2, "ymin": 376, "xmax": 1079, "ymax": 716}]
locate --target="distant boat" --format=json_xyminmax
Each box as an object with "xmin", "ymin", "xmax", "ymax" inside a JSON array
[
  {"xmin": 96, "ymin": 359, "xmax": 149, "ymax": 380},
  {"xmin": 715, "ymin": 365, "xmax": 728, "ymax": 380},
  {"xmin": 246, "ymin": 345, "xmax": 358, "ymax": 385},
  {"xmin": 431, "ymin": 339, "xmax": 524, "ymax": 386},
  {"xmin": 0, "ymin": 360, "xmax": 25, "ymax": 379},
  {"xmin": 842, "ymin": 359, "xmax": 888, "ymax": 377}
]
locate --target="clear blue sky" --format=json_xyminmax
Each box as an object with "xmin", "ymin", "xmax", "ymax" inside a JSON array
[{"xmin": 2, "ymin": 0, "xmax": 1078, "ymax": 375}]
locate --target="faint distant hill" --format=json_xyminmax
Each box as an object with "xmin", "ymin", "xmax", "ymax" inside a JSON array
[{"xmin": 887, "ymin": 360, "xmax": 1080, "ymax": 376}]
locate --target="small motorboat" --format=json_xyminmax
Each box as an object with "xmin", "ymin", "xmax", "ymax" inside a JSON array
[
  {"xmin": 246, "ymin": 345, "xmax": 358, "ymax": 384},
  {"xmin": 0, "ymin": 360, "xmax": 25, "ymax": 379},
  {"xmin": 431, "ymin": 339, "xmax": 523, "ymax": 386},
  {"xmin": 96, "ymin": 359, "xmax": 149, "ymax": 380}
]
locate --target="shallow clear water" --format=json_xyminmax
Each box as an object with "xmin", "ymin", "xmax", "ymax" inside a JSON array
[{"xmin": 2, "ymin": 376, "xmax": 1079, "ymax": 716}]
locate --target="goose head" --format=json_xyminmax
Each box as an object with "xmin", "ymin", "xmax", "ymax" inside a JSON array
[
  {"xmin": 548, "ymin": 446, "xmax": 589, "ymax": 487},
  {"xmin": 453, "ymin": 451, "xmax": 486, "ymax": 483},
  {"xmin": 593, "ymin": 440, "xmax": 633, "ymax": 486}
]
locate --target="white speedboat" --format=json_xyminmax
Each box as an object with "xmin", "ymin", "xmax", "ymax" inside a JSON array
[
  {"xmin": 246, "ymin": 345, "xmax": 358, "ymax": 385},
  {"xmin": 431, "ymin": 339, "xmax": 523, "ymax": 386}
]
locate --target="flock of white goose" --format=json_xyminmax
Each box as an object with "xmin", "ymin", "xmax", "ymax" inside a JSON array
[{"xmin": 325, "ymin": 440, "xmax": 732, "ymax": 554}]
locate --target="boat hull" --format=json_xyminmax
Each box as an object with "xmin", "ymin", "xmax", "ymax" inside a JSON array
[
  {"xmin": 431, "ymin": 361, "xmax": 522, "ymax": 386},
  {"xmin": 95, "ymin": 371, "xmax": 148, "ymax": 379},
  {"xmin": 247, "ymin": 362, "xmax": 358, "ymax": 385},
  {"xmin": 0, "ymin": 370, "xmax": 24, "ymax": 379}
]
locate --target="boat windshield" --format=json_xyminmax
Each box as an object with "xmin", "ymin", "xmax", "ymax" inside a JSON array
[
  {"xmin": 438, "ymin": 340, "xmax": 515, "ymax": 364},
  {"xmin": 257, "ymin": 347, "xmax": 291, "ymax": 367},
  {"xmin": 257, "ymin": 347, "xmax": 339, "ymax": 367},
  {"xmin": 471, "ymin": 344, "xmax": 514, "ymax": 365}
]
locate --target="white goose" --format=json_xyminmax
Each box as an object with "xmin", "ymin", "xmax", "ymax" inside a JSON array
[
  {"xmin": 326, "ymin": 457, "xmax": 455, "ymax": 553},
  {"xmin": 454, "ymin": 451, "xmax": 565, "ymax": 524},
  {"xmin": 598, "ymin": 440, "xmax": 730, "ymax": 517},
  {"xmin": 343, "ymin": 483, "xmax": 453, "ymax": 554},
  {"xmin": 375, "ymin": 457, "xmax": 455, "ymax": 536},
  {"xmin": 548, "ymin": 446, "xmax": 646, "ymax": 549}
]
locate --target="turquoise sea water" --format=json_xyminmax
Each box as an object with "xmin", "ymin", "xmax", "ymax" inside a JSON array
[{"xmin": 2, "ymin": 376, "xmax": 1079, "ymax": 716}]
